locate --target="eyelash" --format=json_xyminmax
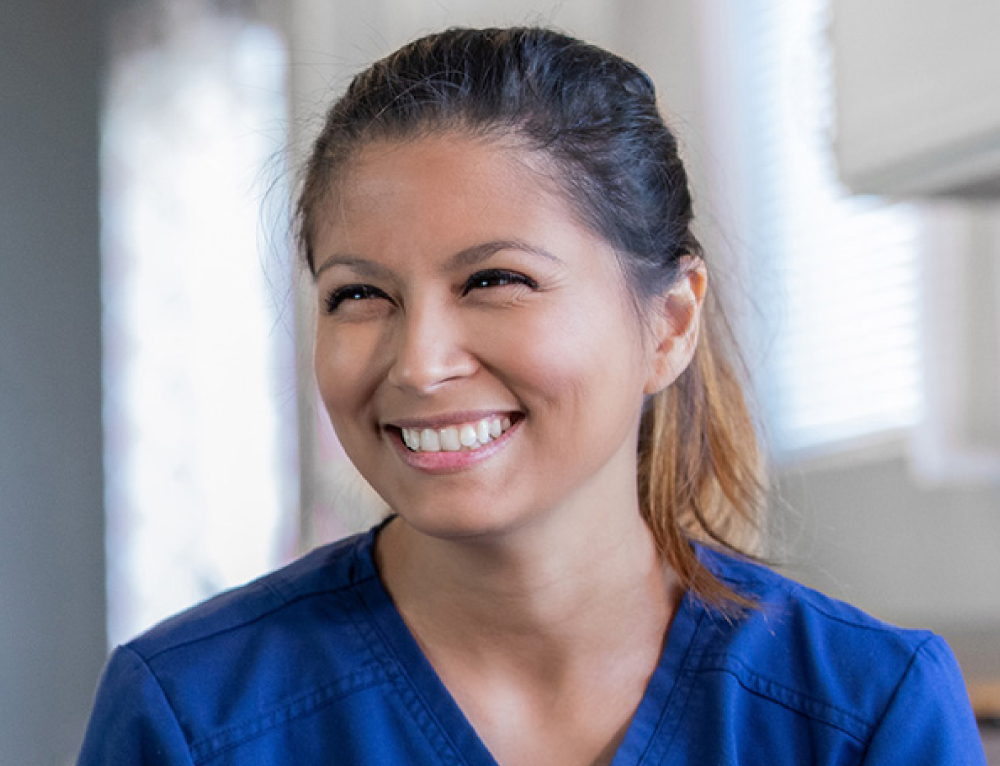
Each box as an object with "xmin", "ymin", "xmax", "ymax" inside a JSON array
[
  {"xmin": 322, "ymin": 269, "xmax": 537, "ymax": 314},
  {"xmin": 460, "ymin": 269, "xmax": 537, "ymax": 296},
  {"xmin": 323, "ymin": 284, "xmax": 390, "ymax": 314}
]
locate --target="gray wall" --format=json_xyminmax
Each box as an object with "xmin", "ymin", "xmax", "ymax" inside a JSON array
[{"xmin": 0, "ymin": 1, "xmax": 108, "ymax": 763}]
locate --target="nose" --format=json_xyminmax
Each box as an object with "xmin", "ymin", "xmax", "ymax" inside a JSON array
[{"xmin": 387, "ymin": 299, "xmax": 477, "ymax": 393}]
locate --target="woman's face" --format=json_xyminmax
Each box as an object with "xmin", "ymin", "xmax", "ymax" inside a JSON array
[{"xmin": 312, "ymin": 134, "xmax": 686, "ymax": 541}]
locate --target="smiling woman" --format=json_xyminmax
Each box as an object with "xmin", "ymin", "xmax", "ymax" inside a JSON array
[
  {"xmin": 310, "ymin": 136, "xmax": 680, "ymax": 550},
  {"xmin": 78, "ymin": 26, "xmax": 987, "ymax": 766}
]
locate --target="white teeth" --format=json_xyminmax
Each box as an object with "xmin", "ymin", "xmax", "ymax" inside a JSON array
[
  {"xmin": 402, "ymin": 429, "xmax": 419, "ymax": 451},
  {"xmin": 400, "ymin": 416, "xmax": 514, "ymax": 453},
  {"xmin": 420, "ymin": 428, "xmax": 440, "ymax": 452},
  {"xmin": 477, "ymin": 420, "xmax": 491, "ymax": 444},
  {"xmin": 440, "ymin": 428, "xmax": 461, "ymax": 451},
  {"xmin": 459, "ymin": 424, "xmax": 478, "ymax": 447}
]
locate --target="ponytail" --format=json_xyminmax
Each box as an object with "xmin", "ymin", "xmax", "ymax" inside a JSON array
[{"xmin": 638, "ymin": 294, "xmax": 765, "ymax": 611}]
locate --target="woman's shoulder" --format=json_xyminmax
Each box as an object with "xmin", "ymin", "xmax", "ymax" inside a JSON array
[
  {"xmin": 697, "ymin": 543, "xmax": 938, "ymax": 656},
  {"xmin": 127, "ymin": 528, "xmax": 379, "ymax": 663},
  {"xmin": 694, "ymin": 544, "xmax": 949, "ymax": 687},
  {"xmin": 686, "ymin": 545, "xmax": 981, "ymax": 759},
  {"xmin": 105, "ymin": 524, "xmax": 394, "ymax": 743},
  {"xmin": 79, "ymin": 524, "xmax": 414, "ymax": 764}
]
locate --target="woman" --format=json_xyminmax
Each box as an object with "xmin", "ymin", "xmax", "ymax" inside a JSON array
[{"xmin": 79, "ymin": 27, "xmax": 986, "ymax": 765}]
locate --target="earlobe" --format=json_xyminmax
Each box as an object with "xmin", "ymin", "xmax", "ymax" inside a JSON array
[{"xmin": 643, "ymin": 257, "xmax": 707, "ymax": 395}]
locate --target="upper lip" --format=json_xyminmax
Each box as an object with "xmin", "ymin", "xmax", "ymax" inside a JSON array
[{"xmin": 383, "ymin": 410, "xmax": 519, "ymax": 430}]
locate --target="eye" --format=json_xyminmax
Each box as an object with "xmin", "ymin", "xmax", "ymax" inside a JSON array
[
  {"xmin": 323, "ymin": 283, "xmax": 392, "ymax": 315},
  {"xmin": 461, "ymin": 269, "xmax": 537, "ymax": 296}
]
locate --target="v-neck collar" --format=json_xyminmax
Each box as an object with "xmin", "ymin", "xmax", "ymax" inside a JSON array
[{"xmin": 348, "ymin": 522, "xmax": 712, "ymax": 766}]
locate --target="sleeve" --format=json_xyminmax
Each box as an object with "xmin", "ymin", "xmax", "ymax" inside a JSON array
[
  {"xmin": 77, "ymin": 645, "xmax": 196, "ymax": 766},
  {"xmin": 860, "ymin": 635, "xmax": 987, "ymax": 766}
]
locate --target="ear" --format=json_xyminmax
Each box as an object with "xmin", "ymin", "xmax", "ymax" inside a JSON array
[{"xmin": 643, "ymin": 257, "xmax": 708, "ymax": 395}]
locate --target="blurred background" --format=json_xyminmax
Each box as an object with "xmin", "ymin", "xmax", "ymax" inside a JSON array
[{"xmin": 2, "ymin": 0, "xmax": 999, "ymax": 763}]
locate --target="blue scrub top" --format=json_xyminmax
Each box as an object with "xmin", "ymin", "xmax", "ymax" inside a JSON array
[{"xmin": 78, "ymin": 521, "xmax": 987, "ymax": 765}]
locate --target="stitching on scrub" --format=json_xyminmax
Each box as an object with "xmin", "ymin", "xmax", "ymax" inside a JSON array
[
  {"xmin": 635, "ymin": 606, "xmax": 709, "ymax": 765},
  {"xmin": 141, "ymin": 581, "xmax": 370, "ymax": 663},
  {"xmin": 188, "ymin": 664, "xmax": 389, "ymax": 764},
  {"xmin": 386, "ymin": 665, "xmax": 468, "ymax": 766},
  {"xmin": 140, "ymin": 534, "xmax": 379, "ymax": 663},
  {"xmin": 123, "ymin": 645, "xmax": 199, "ymax": 765},
  {"xmin": 350, "ymin": 588, "xmax": 470, "ymax": 766},
  {"xmin": 793, "ymin": 585, "xmax": 933, "ymax": 638},
  {"xmin": 856, "ymin": 635, "xmax": 935, "ymax": 763},
  {"xmin": 696, "ymin": 653, "xmax": 874, "ymax": 742}
]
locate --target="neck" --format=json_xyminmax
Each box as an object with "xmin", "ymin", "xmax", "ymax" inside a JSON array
[{"xmin": 376, "ymin": 500, "xmax": 679, "ymax": 667}]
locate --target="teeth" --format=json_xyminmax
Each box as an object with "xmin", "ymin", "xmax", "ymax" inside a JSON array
[
  {"xmin": 419, "ymin": 428, "xmax": 440, "ymax": 452},
  {"xmin": 440, "ymin": 428, "xmax": 461, "ymax": 452},
  {"xmin": 402, "ymin": 429, "xmax": 419, "ymax": 451},
  {"xmin": 459, "ymin": 424, "xmax": 478, "ymax": 447},
  {"xmin": 400, "ymin": 416, "xmax": 514, "ymax": 453}
]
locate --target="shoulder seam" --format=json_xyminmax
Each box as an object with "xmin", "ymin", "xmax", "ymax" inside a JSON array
[
  {"xmin": 697, "ymin": 653, "xmax": 875, "ymax": 742},
  {"xmin": 119, "ymin": 644, "xmax": 198, "ymax": 764},
  {"xmin": 857, "ymin": 634, "xmax": 938, "ymax": 763},
  {"xmin": 137, "ymin": 574, "xmax": 379, "ymax": 663},
  {"xmin": 794, "ymin": 585, "xmax": 932, "ymax": 638},
  {"xmin": 707, "ymin": 550, "xmax": 932, "ymax": 643}
]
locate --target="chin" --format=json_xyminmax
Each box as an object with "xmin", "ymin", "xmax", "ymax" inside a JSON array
[{"xmin": 387, "ymin": 498, "xmax": 534, "ymax": 544}]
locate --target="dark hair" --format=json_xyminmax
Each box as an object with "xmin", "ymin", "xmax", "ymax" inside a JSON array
[{"xmin": 297, "ymin": 26, "xmax": 765, "ymax": 609}]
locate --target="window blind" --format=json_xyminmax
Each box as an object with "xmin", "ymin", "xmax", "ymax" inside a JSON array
[{"xmin": 735, "ymin": 0, "xmax": 923, "ymax": 458}]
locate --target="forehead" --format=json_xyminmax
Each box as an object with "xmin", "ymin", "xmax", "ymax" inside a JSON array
[
  {"xmin": 313, "ymin": 134, "xmax": 587, "ymax": 254},
  {"xmin": 338, "ymin": 134, "xmax": 552, "ymax": 209}
]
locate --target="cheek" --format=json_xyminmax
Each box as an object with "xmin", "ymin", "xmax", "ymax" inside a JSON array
[
  {"xmin": 314, "ymin": 324, "xmax": 385, "ymax": 418},
  {"xmin": 494, "ymin": 298, "xmax": 649, "ymax": 412}
]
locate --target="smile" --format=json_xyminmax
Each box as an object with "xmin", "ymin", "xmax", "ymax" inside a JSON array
[{"xmin": 399, "ymin": 415, "xmax": 514, "ymax": 453}]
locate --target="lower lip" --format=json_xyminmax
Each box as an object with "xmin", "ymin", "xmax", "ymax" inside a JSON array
[{"xmin": 389, "ymin": 420, "xmax": 520, "ymax": 474}]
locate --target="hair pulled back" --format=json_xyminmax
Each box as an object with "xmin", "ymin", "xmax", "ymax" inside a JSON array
[{"xmin": 297, "ymin": 27, "xmax": 765, "ymax": 609}]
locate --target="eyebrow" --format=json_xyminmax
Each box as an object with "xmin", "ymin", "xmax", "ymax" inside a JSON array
[
  {"xmin": 446, "ymin": 239, "xmax": 563, "ymax": 269},
  {"xmin": 314, "ymin": 238, "xmax": 562, "ymax": 279},
  {"xmin": 313, "ymin": 255, "xmax": 392, "ymax": 280}
]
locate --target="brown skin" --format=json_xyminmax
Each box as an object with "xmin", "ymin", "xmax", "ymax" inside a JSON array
[{"xmin": 312, "ymin": 134, "xmax": 706, "ymax": 766}]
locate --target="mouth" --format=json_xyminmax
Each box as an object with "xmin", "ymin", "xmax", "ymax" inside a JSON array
[{"xmin": 392, "ymin": 414, "xmax": 517, "ymax": 454}]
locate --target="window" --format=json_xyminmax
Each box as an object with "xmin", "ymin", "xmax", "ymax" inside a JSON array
[
  {"xmin": 734, "ymin": 0, "xmax": 924, "ymax": 459},
  {"xmin": 101, "ymin": 2, "xmax": 296, "ymax": 645}
]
